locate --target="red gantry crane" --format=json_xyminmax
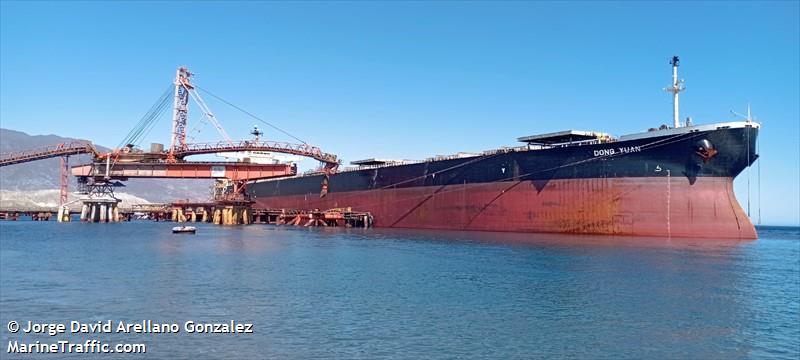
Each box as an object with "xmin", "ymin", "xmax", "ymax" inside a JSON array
[{"xmin": 0, "ymin": 66, "xmax": 340, "ymax": 221}]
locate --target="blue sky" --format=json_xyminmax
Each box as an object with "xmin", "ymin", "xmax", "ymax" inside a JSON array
[{"xmin": 1, "ymin": 1, "xmax": 798, "ymax": 225}]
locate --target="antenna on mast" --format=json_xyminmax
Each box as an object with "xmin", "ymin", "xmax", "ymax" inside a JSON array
[
  {"xmin": 731, "ymin": 103, "xmax": 755, "ymax": 122},
  {"xmin": 664, "ymin": 56, "xmax": 686, "ymax": 128},
  {"xmin": 251, "ymin": 125, "xmax": 264, "ymax": 142}
]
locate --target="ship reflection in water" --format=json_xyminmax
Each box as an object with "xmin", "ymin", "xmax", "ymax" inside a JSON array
[{"xmin": 0, "ymin": 222, "xmax": 797, "ymax": 359}]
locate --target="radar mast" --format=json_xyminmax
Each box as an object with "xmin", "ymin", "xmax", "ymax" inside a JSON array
[{"xmin": 664, "ymin": 56, "xmax": 686, "ymax": 128}]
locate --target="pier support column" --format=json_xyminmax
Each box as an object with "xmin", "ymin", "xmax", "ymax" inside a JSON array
[
  {"xmin": 78, "ymin": 199, "xmax": 121, "ymax": 223},
  {"xmin": 223, "ymin": 208, "xmax": 232, "ymax": 225},
  {"xmin": 210, "ymin": 201, "xmax": 253, "ymax": 226},
  {"xmin": 57, "ymin": 206, "xmax": 70, "ymax": 222},
  {"xmin": 80, "ymin": 204, "xmax": 89, "ymax": 222}
]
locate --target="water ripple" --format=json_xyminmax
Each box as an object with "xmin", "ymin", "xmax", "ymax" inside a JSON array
[{"xmin": 1, "ymin": 222, "xmax": 798, "ymax": 359}]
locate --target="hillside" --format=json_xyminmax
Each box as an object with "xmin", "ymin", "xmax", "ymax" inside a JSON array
[
  {"xmin": 0, "ymin": 189, "xmax": 150, "ymax": 211},
  {"xmin": 0, "ymin": 128, "xmax": 212, "ymax": 206}
]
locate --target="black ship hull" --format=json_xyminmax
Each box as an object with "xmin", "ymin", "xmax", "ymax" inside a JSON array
[{"xmin": 248, "ymin": 123, "xmax": 759, "ymax": 238}]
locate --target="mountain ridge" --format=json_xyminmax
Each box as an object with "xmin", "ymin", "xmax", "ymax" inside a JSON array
[{"xmin": 0, "ymin": 128, "xmax": 212, "ymax": 205}]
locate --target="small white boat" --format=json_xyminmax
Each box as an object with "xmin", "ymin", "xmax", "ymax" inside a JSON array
[{"xmin": 172, "ymin": 226, "xmax": 196, "ymax": 234}]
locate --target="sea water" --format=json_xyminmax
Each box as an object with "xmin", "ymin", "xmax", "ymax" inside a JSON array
[{"xmin": 1, "ymin": 221, "xmax": 798, "ymax": 359}]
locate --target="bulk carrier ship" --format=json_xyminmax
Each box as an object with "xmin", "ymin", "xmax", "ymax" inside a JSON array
[{"xmin": 248, "ymin": 57, "xmax": 760, "ymax": 239}]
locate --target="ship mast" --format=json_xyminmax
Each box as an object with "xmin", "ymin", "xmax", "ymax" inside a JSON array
[{"xmin": 665, "ymin": 56, "xmax": 686, "ymax": 128}]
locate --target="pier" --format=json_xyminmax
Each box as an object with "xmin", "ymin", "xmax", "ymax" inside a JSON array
[
  {"xmin": 253, "ymin": 208, "xmax": 373, "ymax": 228},
  {"xmin": 0, "ymin": 210, "xmax": 55, "ymax": 221},
  {"xmin": 0, "ymin": 204, "xmax": 373, "ymax": 228}
]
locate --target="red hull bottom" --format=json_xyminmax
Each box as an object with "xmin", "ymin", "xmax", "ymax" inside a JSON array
[{"xmin": 253, "ymin": 177, "xmax": 757, "ymax": 239}]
